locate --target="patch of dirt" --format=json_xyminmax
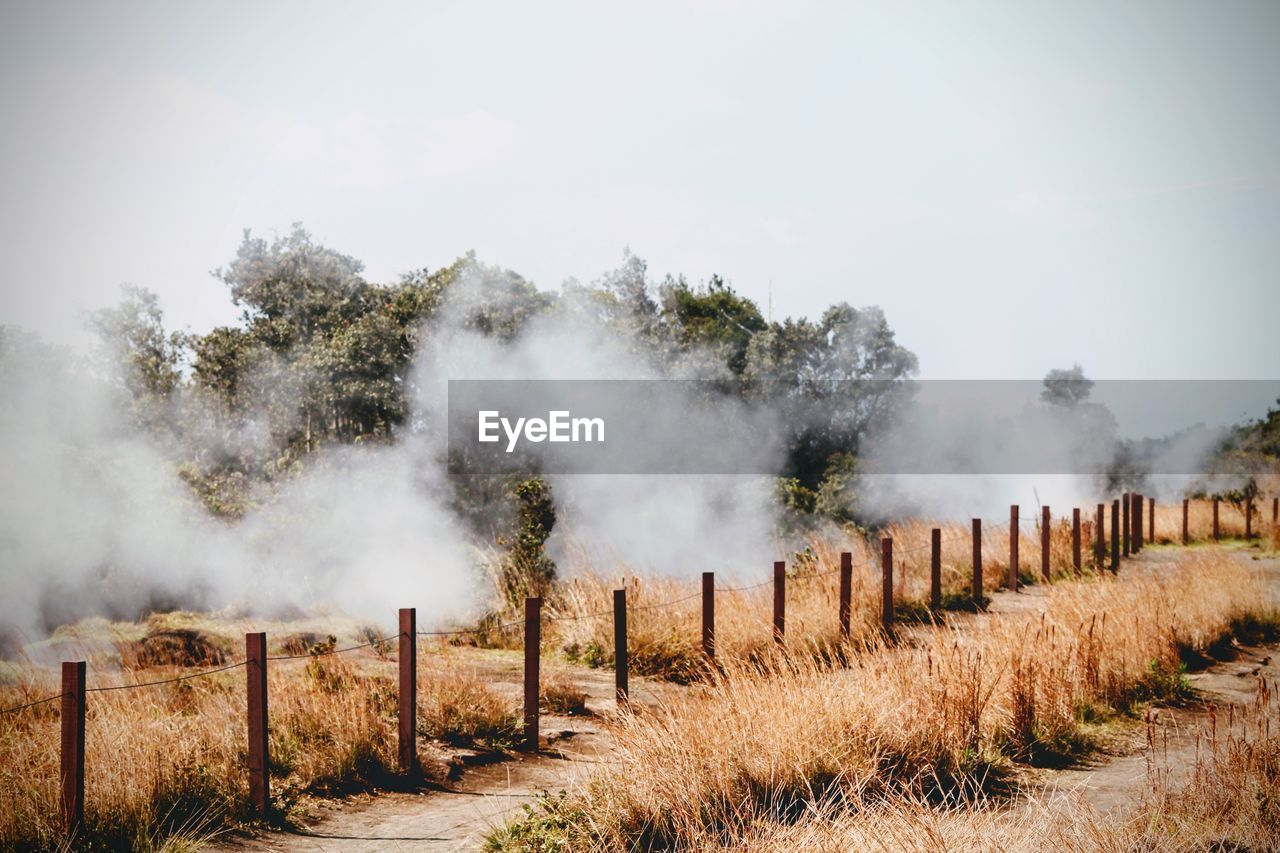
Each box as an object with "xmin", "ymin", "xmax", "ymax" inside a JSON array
[
  {"xmin": 1020, "ymin": 551, "xmax": 1280, "ymax": 815},
  {"xmin": 118, "ymin": 628, "xmax": 231, "ymax": 669},
  {"xmin": 214, "ymin": 663, "xmax": 678, "ymax": 852}
]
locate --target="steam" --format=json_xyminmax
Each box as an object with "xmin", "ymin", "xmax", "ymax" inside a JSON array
[
  {"xmin": 0, "ymin": 265, "xmax": 785, "ymax": 645},
  {"xmin": 3, "ymin": 260, "xmax": 1264, "ymax": 647},
  {"xmin": 0, "ymin": 330, "xmax": 477, "ymax": 644},
  {"xmin": 412, "ymin": 273, "xmax": 784, "ymax": 575}
]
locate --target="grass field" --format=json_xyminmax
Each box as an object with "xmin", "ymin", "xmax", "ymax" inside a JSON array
[
  {"xmin": 487, "ymin": 549, "xmax": 1279, "ymax": 850},
  {"xmin": 1, "ymin": 500, "xmax": 1277, "ymax": 850}
]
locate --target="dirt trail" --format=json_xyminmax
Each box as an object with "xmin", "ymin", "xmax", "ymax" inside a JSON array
[
  {"xmin": 218, "ymin": 547, "xmax": 1280, "ymax": 851},
  {"xmin": 1024, "ymin": 548, "xmax": 1280, "ymax": 814},
  {"xmin": 216, "ymin": 667, "xmax": 678, "ymax": 852}
]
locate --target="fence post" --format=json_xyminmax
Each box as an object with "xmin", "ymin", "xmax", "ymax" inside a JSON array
[
  {"xmin": 971, "ymin": 519, "xmax": 983, "ymax": 606},
  {"xmin": 1122, "ymin": 492, "xmax": 1130, "ymax": 557},
  {"xmin": 1213, "ymin": 498, "xmax": 1220, "ymax": 541},
  {"xmin": 1040, "ymin": 505, "xmax": 1051, "ymax": 581},
  {"xmin": 1246, "ymin": 497, "xmax": 1253, "ymax": 540},
  {"xmin": 1070, "ymin": 508, "xmax": 1080, "ymax": 574},
  {"xmin": 1183, "ymin": 498, "xmax": 1189, "ymax": 545},
  {"xmin": 773, "ymin": 561, "xmax": 786, "ymax": 647},
  {"xmin": 1009, "ymin": 505, "xmax": 1019, "ymax": 591},
  {"xmin": 398, "ymin": 608, "xmax": 416, "ymax": 776},
  {"xmin": 523, "ymin": 597, "xmax": 541, "ymax": 752},
  {"xmin": 881, "ymin": 537, "xmax": 894, "ymax": 631},
  {"xmin": 60, "ymin": 660, "xmax": 85, "ymax": 836},
  {"xmin": 701, "ymin": 571, "xmax": 715, "ymax": 660},
  {"xmin": 1110, "ymin": 499, "xmax": 1120, "ymax": 572},
  {"xmin": 246, "ymin": 632, "xmax": 269, "ymax": 819},
  {"xmin": 1273, "ymin": 496, "xmax": 1278, "ymax": 527},
  {"xmin": 838, "ymin": 552, "xmax": 852, "ymax": 641},
  {"xmin": 930, "ymin": 528, "xmax": 942, "ymax": 611},
  {"xmin": 613, "ymin": 589, "xmax": 628, "ymax": 707},
  {"xmin": 1095, "ymin": 504, "xmax": 1105, "ymax": 568},
  {"xmin": 1148, "ymin": 496, "xmax": 1155, "ymax": 544},
  {"xmin": 1134, "ymin": 494, "xmax": 1144, "ymax": 552}
]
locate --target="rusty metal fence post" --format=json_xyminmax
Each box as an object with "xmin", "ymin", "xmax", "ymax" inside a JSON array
[
  {"xmin": 1095, "ymin": 503, "xmax": 1104, "ymax": 569},
  {"xmin": 1072, "ymin": 508, "xmax": 1081, "ymax": 574},
  {"xmin": 398, "ymin": 608, "xmax": 416, "ymax": 776},
  {"xmin": 613, "ymin": 589, "xmax": 628, "ymax": 706},
  {"xmin": 60, "ymin": 660, "xmax": 85, "ymax": 835},
  {"xmin": 246, "ymin": 632, "xmax": 269, "ymax": 819},
  {"xmin": 1148, "ymin": 496, "xmax": 1155, "ymax": 543},
  {"xmin": 1136, "ymin": 494, "xmax": 1145, "ymax": 551},
  {"xmin": 838, "ymin": 552, "xmax": 852, "ymax": 641},
  {"xmin": 1040, "ymin": 505, "xmax": 1051, "ymax": 581},
  {"xmin": 701, "ymin": 571, "xmax": 715, "ymax": 660},
  {"xmin": 1122, "ymin": 492, "xmax": 1130, "ymax": 556},
  {"xmin": 1009, "ymin": 505, "xmax": 1019, "ymax": 591},
  {"xmin": 1213, "ymin": 497, "xmax": 1220, "ymax": 541},
  {"xmin": 1110, "ymin": 499, "xmax": 1120, "ymax": 572},
  {"xmin": 523, "ymin": 597, "xmax": 541, "ymax": 752},
  {"xmin": 881, "ymin": 538, "xmax": 894, "ymax": 631},
  {"xmin": 773, "ymin": 561, "xmax": 786, "ymax": 647},
  {"xmin": 971, "ymin": 519, "xmax": 983, "ymax": 605},
  {"xmin": 930, "ymin": 528, "xmax": 942, "ymax": 611}
]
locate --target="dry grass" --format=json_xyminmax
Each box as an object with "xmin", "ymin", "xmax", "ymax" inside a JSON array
[
  {"xmin": 540, "ymin": 670, "xmax": 589, "ymax": 716},
  {"xmin": 1151, "ymin": 496, "xmax": 1265, "ymax": 544},
  {"xmin": 692, "ymin": 676, "xmax": 1280, "ymax": 852},
  {"xmin": 547, "ymin": 502, "xmax": 1278, "ymax": 684},
  {"xmin": 0, "ymin": 617, "xmax": 520, "ymax": 851},
  {"xmin": 489, "ymin": 550, "xmax": 1278, "ymax": 850},
  {"xmin": 550, "ymin": 514, "xmax": 1104, "ymax": 681}
]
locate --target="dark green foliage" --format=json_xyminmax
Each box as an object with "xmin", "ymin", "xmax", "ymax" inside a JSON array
[
  {"xmin": 497, "ymin": 479, "xmax": 558, "ymax": 606},
  {"xmin": 662, "ymin": 273, "xmax": 767, "ymax": 376}
]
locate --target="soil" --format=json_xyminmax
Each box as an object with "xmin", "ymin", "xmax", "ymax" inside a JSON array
[{"xmin": 215, "ymin": 547, "xmax": 1280, "ymax": 851}]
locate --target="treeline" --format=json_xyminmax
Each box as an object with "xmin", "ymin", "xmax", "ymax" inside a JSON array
[{"xmin": 57, "ymin": 225, "xmax": 918, "ymax": 533}]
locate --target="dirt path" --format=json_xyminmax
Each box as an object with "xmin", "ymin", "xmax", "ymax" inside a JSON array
[
  {"xmin": 218, "ymin": 547, "xmax": 1280, "ymax": 851},
  {"xmin": 1023, "ymin": 548, "xmax": 1280, "ymax": 814},
  {"xmin": 216, "ymin": 667, "xmax": 678, "ymax": 852}
]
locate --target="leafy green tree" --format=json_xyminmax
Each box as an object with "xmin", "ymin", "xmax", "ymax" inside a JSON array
[
  {"xmin": 88, "ymin": 285, "xmax": 188, "ymax": 423},
  {"xmin": 497, "ymin": 478, "xmax": 558, "ymax": 606},
  {"xmin": 216, "ymin": 223, "xmax": 369, "ymax": 341},
  {"xmin": 744, "ymin": 303, "xmax": 918, "ymax": 488},
  {"xmin": 660, "ymin": 274, "xmax": 766, "ymax": 376},
  {"xmin": 1041, "ymin": 364, "xmax": 1094, "ymax": 407}
]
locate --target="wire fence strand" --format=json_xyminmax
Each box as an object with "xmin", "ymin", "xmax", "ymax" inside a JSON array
[
  {"xmin": 86, "ymin": 660, "xmax": 249, "ymax": 693},
  {"xmin": 0, "ymin": 692, "xmax": 66, "ymax": 716}
]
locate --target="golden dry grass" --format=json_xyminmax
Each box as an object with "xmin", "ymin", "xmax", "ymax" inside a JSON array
[
  {"xmin": 490, "ymin": 550, "xmax": 1278, "ymax": 850},
  {"xmin": 0, "ymin": 619, "xmax": 521, "ymax": 851},
  {"xmin": 696, "ymin": 677, "xmax": 1280, "ymax": 852},
  {"xmin": 550, "ymin": 513, "xmax": 1105, "ymax": 681}
]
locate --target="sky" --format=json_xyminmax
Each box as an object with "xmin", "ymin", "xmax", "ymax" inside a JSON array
[{"xmin": 1, "ymin": 0, "xmax": 1278, "ymax": 382}]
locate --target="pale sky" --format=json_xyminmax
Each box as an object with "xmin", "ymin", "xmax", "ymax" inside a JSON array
[{"xmin": 1, "ymin": 0, "xmax": 1277, "ymax": 380}]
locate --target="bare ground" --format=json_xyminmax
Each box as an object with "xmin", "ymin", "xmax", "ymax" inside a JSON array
[
  {"xmin": 214, "ymin": 664, "xmax": 681, "ymax": 852},
  {"xmin": 1020, "ymin": 546, "xmax": 1280, "ymax": 814},
  {"xmin": 216, "ymin": 546, "xmax": 1280, "ymax": 851}
]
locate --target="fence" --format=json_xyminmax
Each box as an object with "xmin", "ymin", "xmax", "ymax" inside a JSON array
[{"xmin": 3, "ymin": 493, "xmax": 1276, "ymax": 839}]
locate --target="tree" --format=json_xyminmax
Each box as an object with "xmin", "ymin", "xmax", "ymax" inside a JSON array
[
  {"xmin": 216, "ymin": 224, "xmax": 369, "ymax": 342},
  {"xmin": 88, "ymin": 285, "xmax": 188, "ymax": 429},
  {"xmin": 1041, "ymin": 364, "xmax": 1094, "ymax": 407},
  {"xmin": 744, "ymin": 303, "xmax": 918, "ymax": 488},
  {"xmin": 497, "ymin": 478, "xmax": 558, "ymax": 606},
  {"xmin": 660, "ymin": 274, "xmax": 766, "ymax": 376}
]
